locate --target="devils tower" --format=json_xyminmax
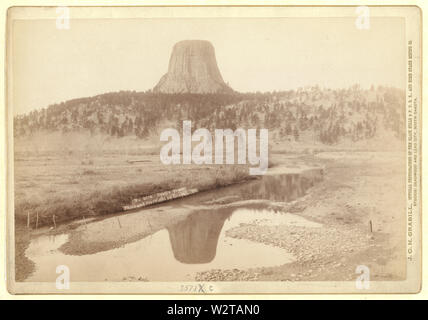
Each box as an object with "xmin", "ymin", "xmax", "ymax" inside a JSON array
[{"xmin": 153, "ymin": 40, "xmax": 233, "ymax": 94}]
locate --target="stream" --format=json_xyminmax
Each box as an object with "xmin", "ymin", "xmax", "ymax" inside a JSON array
[{"xmin": 25, "ymin": 168, "xmax": 323, "ymax": 282}]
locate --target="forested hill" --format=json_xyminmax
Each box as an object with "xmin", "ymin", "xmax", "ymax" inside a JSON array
[{"xmin": 14, "ymin": 85, "xmax": 405, "ymax": 145}]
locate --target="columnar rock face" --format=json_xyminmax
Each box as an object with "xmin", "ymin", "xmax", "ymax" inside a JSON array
[{"xmin": 154, "ymin": 40, "xmax": 233, "ymax": 94}]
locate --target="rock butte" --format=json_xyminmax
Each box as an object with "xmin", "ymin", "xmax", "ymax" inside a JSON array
[{"xmin": 154, "ymin": 40, "xmax": 233, "ymax": 94}]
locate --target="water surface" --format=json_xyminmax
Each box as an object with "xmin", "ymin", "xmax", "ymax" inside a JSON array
[{"xmin": 25, "ymin": 169, "xmax": 323, "ymax": 282}]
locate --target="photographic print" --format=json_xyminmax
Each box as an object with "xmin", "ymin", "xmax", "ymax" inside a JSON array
[{"xmin": 6, "ymin": 6, "xmax": 422, "ymax": 294}]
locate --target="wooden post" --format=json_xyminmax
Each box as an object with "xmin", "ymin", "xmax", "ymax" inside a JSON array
[
  {"xmin": 117, "ymin": 217, "xmax": 122, "ymax": 228},
  {"xmin": 369, "ymin": 220, "xmax": 373, "ymax": 233},
  {"xmin": 35, "ymin": 212, "xmax": 39, "ymax": 230},
  {"xmin": 27, "ymin": 212, "xmax": 30, "ymax": 229},
  {"xmin": 52, "ymin": 214, "xmax": 57, "ymax": 229}
]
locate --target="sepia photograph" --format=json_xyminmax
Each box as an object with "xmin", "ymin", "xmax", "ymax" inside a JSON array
[{"xmin": 5, "ymin": 5, "xmax": 422, "ymax": 294}]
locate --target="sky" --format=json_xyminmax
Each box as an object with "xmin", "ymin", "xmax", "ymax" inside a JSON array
[{"xmin": 11, "ymin": 17, "xmax": 406, "ymax": 115}]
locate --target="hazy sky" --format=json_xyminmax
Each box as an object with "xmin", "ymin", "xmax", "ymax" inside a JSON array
[{"xmin": 11, "ymin": 17, "xmax": 406, "ymax": 115}]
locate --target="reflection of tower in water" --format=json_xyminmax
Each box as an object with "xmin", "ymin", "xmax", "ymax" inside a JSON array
[
  {"xmin": 167, "ymin": 209, "xmax": 232, "ymax": 264},
  {"xmin": 166, "ymin": 169, "xmax": 323, "ymax": 264}
]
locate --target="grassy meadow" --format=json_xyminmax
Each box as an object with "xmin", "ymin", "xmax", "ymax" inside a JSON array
[
  {"xmin": 13, "ymin": 127, "xmax": 402, "ymax": 229},
  {"xmin": 14, "ymin": 133, "xmax": 256, "ymax": 228}
]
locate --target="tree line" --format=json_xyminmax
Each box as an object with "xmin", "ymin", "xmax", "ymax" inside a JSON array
[{"xmin": 14, "ymin": 86, "xmax": 405, "ymax": 144}]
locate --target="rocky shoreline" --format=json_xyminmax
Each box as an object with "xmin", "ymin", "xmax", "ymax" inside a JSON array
[{"xmin": 195, "ymin": 152, "xmax": 406, "ymax": 282}]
